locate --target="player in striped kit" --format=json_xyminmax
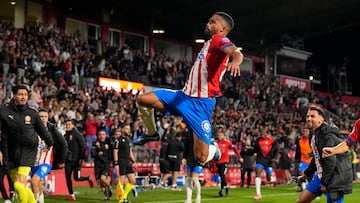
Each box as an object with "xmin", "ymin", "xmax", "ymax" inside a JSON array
[
  {"xmin": 133, "ymin": 11, "xmax": 244, "ymax": 166},
  {"xmin": 30, "ymin": 109, "xmax": 67, "ymax": 203}
]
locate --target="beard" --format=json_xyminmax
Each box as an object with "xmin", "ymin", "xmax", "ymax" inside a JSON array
[{"xmin": 204, "ymin": 28, "xmax": 211, "ymax": 40}]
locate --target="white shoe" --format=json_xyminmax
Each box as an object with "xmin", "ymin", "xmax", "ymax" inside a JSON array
[{"xmin": 4, "ymin": 199, "xmax": 12, "ymax": 203}]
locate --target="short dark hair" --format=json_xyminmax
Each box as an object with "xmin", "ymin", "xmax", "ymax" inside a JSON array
[
  {"xmin": 309, "ymin": 105, "xmax": 325, "ymax": 118},
  {"xmin": 12, "ymin": 84, "xmax": 29, "ymax": 94},
  {"xmin": 216, "ymin": 11, "xmax": 234, "ymax": 31},
  {"xmin": 38, "ymin": 108, "xmax": 48, "ymax": 113},
  {"xmin": 65, "ymin": 118, "xmax": 74, "ymax": 124}
]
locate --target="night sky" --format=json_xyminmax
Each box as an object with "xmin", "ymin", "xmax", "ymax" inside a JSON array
[{"xmin": 304, "ymin": 25, "xmax": 360, "ymax": 97}]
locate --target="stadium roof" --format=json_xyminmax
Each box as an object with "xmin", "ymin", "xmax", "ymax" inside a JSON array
[
  {"xmin": 52, "ymin": 0, "xmax": 360, "ymax": 50},
  {"xmin": 51, "ymin": 0, "xmax": 360, "ymax": 95}
]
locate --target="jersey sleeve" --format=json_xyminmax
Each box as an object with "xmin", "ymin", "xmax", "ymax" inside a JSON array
[{"xmin": 348, "ymin": 119, "xmax": 360, "ymax": 144}]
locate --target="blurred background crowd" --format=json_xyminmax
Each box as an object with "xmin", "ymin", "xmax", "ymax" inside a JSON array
[{"xmin": 1, "ymin": 19, "xmax": 359, "ymax": 176}]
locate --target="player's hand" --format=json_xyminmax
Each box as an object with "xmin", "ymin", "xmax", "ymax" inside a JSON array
[
  {"xmin": 57, "ymin": 162, "xmax": 65, "ymax": 168},
  {"xmin": 320, "ymin": 185, "xmax": 327, "ymax": 192},
  {"xmin": 227, "ymin": 62, "xmax": 241, "ymax": 77},
  {"xmin": 45, "ymin": 146, "xmax": 52, "ymax": 152},
  {"xmin": 322, "ymin": 147, "xmax": 335, "ymax": 158}
]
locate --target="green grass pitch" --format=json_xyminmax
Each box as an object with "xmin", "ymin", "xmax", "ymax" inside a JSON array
[{"xmin": 38, "ymin": 182, "xmax": 360, "ymax": 203}]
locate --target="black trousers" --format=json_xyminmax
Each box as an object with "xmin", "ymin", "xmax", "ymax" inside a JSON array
[
  {"xmin": 241, "ymin": 168, "xmax": 253, "ymax": 186},
  {"xmin": 0, "ymin": 167, "xmax": 14, "ymax": 199},
  {"xmin": 216, "ymin": 163, "xmax": 228, "ymax": 189},
  {"xmin": 65, "ymin": 161, "xmax": 90, "ymax": 194}
]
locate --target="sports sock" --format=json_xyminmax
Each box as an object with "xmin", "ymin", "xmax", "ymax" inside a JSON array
[
  {"xmin": 255, "ymin": 177, "xmax": 261, "ymax": 195},
  {"xmin": 122, "ymin": 183, "xmax": 133, "ymax": 200},
  {"xmin": 185, "ymin": 177, "xmax": 193, "ymax": 202},
  {"xmin": 137, "ymin": 104, "xmax": 156, "ymax": 135},
  {"xmin": 39, "ymin": 192, "xmax": 45, "ymax": 203},
  {"xmin": 203, "ymin": 144, "xmax": 217, "ymax": 164},
  {"xmin": 14, "ymin": 181, "xmax": 28, "ymax": 203},
  {"xmin": 192, "ymin": 177, "xmax": 201, "ymax": 202},
  {"xmin": 25, "ymin": 186, "xmax": 36, "ymax": 203}
]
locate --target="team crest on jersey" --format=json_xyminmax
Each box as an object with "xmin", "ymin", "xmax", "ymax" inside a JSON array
[
  {"xmin": 69, "ymin": 135, "xmax": 73, "ymax": 140},
  {"xmin": 201, "ymin": 120, "xmax": 211, "ymax": 133},
  {"xmin": 220, "ymin": 37, "xmax": 230, "ymax": 42},
  {"xmin": 105, "ymin": 144, "xmax": 109, "ymax": 149},
  {"xmin": 197, "ymin": 53, "xmax": 205, "ymax": 60},
  {"xmin": 25, "ymin": 115, "xmax": 31, "ymax": 124}
]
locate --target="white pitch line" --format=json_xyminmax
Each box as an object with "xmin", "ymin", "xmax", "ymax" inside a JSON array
[
  {"xmin": 144, "ymin": 197, "xmax": 232, "ymax": 203},
  {"xmin": 144, "ymin": 187, "xmax": 360, "ymax": 203}
]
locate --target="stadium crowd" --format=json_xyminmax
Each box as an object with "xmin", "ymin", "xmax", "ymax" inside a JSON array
[{"xmin": 0, "ymin": 19, "xmax": 359, "ymax": 176}]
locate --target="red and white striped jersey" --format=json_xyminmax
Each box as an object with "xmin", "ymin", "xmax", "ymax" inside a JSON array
[
  {"xmin": 182, "ymin": 34, "xmax": 234, "ymax": 98},
  {"xmin": 348, "ymin": 119, "xmax": 360, "ymax": 143},
  {"xmin": 34, "ymin": 136, "xmax": 53, "ymax": 166}
]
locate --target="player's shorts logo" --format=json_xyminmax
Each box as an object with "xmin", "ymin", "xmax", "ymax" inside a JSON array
[{"xmin": 201, "ymin": 120, "xmax": 211, "ymax": 133}]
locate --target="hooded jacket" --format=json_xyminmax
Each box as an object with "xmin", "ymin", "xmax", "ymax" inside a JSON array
[
  {"xmin": 0, "ymin": 100, "xmax": 54, "ymax": 169},
  {"xmin": 304, "ymin": 122, "xmax": 352, "ymax": 194},
  {"xmin": 47, "ymin": 122, "xmax": 68, "ymax": 169}
]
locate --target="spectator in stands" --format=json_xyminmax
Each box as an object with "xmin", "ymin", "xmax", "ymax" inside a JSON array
[
  {"xmin": 85, "ymin": 112, "xmax": 101, "ymax": 162},
  {"xmin": 215, "ymin": 126, "xmax": 240, "ymax": 196},
  {"xmin": 64, "ymin": 119, "xmax": 94, "ymax": 201},
  {"xmin": 296, "ymin": 106, "xmax": 352, "ymax": 203},
  {"xmin": 253, "ymin": 127, "xmax": 279, "ymax": 200},
  {"xmin": 0, "ymin": 46, "xmax": 10, "ymax": 77},
  {"xmin": 295, "ymin": 127, "xmax": 312, "ymax": 191},
  {"xmin": 183, "ymin": 131, "xmax": 203, "ymax": 203},
  {"xmin": 113, "ymin": 124, "xmax": 137, "ymax": 203},
  {"xmin": 133, "ymin": 11, "xmax": 244, "ymax": 167},
  {"xmin": 240, "ymin": 139, "xmax": 255, "ymax": 188}
]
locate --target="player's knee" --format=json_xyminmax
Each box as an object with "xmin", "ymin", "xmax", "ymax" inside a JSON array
[
  {"xmin": 136, "ymin": 94, "xmax": 145, "ymax": 105},
  {"xmin": 195, "ymin": 151, "xmax": 207, "ymax": 164}
]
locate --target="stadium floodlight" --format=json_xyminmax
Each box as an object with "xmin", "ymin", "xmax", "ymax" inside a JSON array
[
  {"xmin": 152, "ymin": 29, "xmax": 165, "ymax": 34},
  {"xmin": 195, "ymin": 39, "xmax": 205, "ymax": 43}
]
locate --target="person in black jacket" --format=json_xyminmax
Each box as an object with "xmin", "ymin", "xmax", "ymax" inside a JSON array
[
  {"xmin": 166, "ymin": 132, "xmax": 184, "ymax": 191},
  {"xmin": 0, "ymin": 160, "xmax": 14, "ymax": 203},
  {"xmin": 240, "ymin": 139, "xmax": 255, "ymax": 188},
  {"xmin": 92, "ymin": 129, "xmax": 112, "ymax": 201},
  {"xmin": 296, "ymin": 105, "xmax": 353, "ymax": 203},
  {"xmin": 0, "ymin": 84, "xmax": 54, "ymax": 203},
  {"xmin": 64, "ymin": 119, "xmax": 94, "ymax": 201}
]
